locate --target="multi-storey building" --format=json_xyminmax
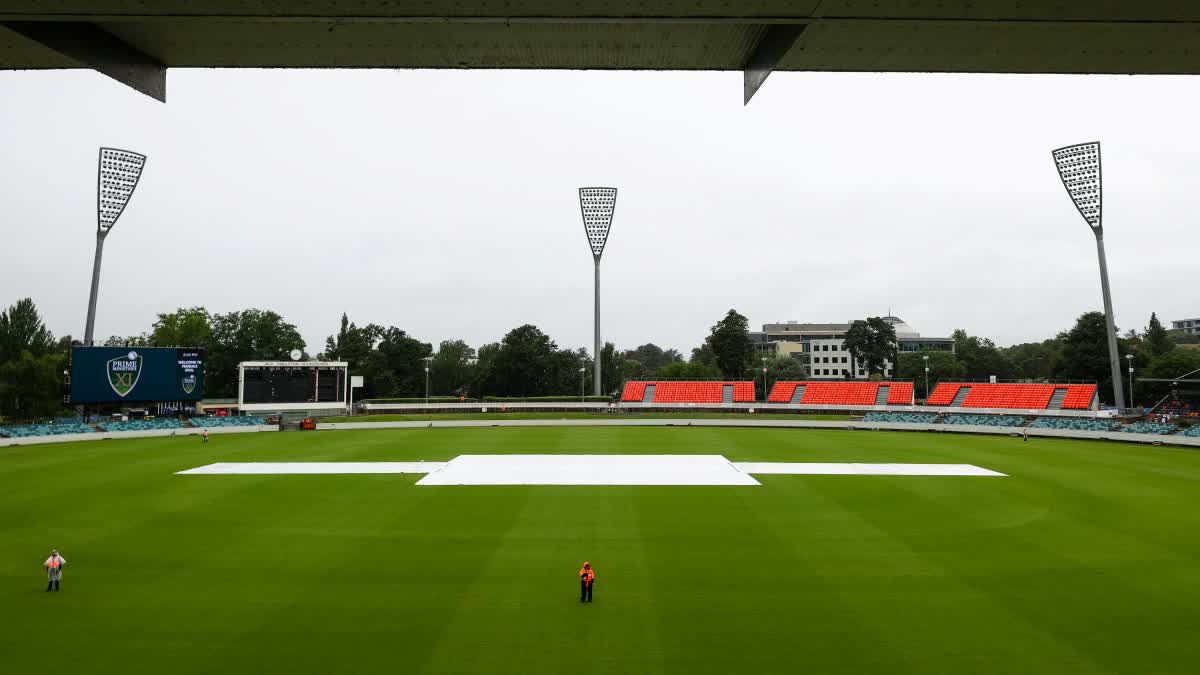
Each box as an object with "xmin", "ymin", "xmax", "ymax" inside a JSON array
[{"xmin": 749, "ymin": 316, "xmax": 953, "ymax": 379}]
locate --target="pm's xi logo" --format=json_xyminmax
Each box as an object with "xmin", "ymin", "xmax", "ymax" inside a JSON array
[
  {"xmin": 181, "ymin": 373, "xmax": 197, "ymax": 395},
  {"xmin": 107, "ymin": 351, "xmax": 143, "ymax": 398}
]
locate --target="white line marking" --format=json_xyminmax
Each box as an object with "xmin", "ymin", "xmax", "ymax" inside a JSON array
[{"xmin": 733, "ymin": 462, "xmax": 1006, "ymax": 476}]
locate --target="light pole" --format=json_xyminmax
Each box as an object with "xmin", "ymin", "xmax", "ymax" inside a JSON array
[
  {"xmin": 579, "ymin": 187, "xmax": 617, "ymax": 397},
  {"xmin": 1052, "ymin": 142, "xmax": 1125, "ymax": 411},
  {"xmin": 85, "ymin": 148, "xmax": 147, "ymax": 345},
  {"xmin": 922, "ymin": 355, "xmax": 929, "ymax": 402},
  {"xmin": 423, "ymin": 356, "xmax": 432, "ymax": 405},
  {"xmin": 1126, "ymin": 353, "xmax": 1135, "ymax": 409},
  {"xmin": 579, "ymin": 365, "xmax": 586, "ymax": 402},
  {"xmin": 761, "ymin": 357, "xmax": 768, "ymax": 402}
]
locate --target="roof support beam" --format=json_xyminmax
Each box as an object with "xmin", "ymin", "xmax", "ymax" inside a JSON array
[
  {"xmin": 743, "ymin": 24, "xmax": 806, "ymax": 105},
  {"xmin": 1, "ymin": 21, "xmax": 165, "ymax": 101}
]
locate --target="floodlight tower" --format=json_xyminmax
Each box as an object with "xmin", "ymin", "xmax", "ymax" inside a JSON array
[
  {"xmin": 84, "ymin": 148, "xmax": 147, "ymax": 346},
  {"xmin": 579, "ymin": 187, "xmax": 617, "ymax": 397},
  {"xmin": 1051, "ymin": 142, "xmax": 1125, "ymax": 411}
]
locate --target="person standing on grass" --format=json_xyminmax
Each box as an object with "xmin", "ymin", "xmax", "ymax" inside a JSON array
[
  {"xmin": 44, "ymin": 550, "xmax": 66, "ymax": 592},
  {"xmin": 201, "ymin": 428, "xmax": 209, "ymax": 443},
  {"xmin": 579, "ymin": 561, "xmax": 595, "ymax": 603}
]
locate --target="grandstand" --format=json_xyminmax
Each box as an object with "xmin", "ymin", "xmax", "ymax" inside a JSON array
[
  {"xmin": 189, "ymin": 416, "xmax": 267, "ymax": 428},
  {"xmin": 97, "ymin": 418, "xmax": 182, "ymax": 433},
  {"xmin": 620, "ymin": 381, "xmax": 754, "ymax": 404},
  {"xmin": 1119, "ymin": 422, "xmax": 1177, "ymax": 435},
  {"xmin": 862, "ymin": 411, "xmax": 937, "ymax": 424},
  {"xmin": 1153, "ymin": 398, "xmax": 1200, "ymax": 420},
  {"xmin": 927, "ymin": 383, "xmax": 1097, "ymax": 410},
  {"xmin": 0, "ymin": 423, "xmax": 93, "ymax": 438},
  {"xmin": 942, "ymin": 414, "xmax": 1025, "ymax": 427},
  {"xmin": 1029, "ymin": 417, "xmax": 1122, "ymax": 432},
  {"xmin": 767, "ymin": 381, "xmax": 914, "ymax": 406}
]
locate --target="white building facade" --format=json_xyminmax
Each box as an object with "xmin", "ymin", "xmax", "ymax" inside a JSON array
[{"xmin": 750, "ymin": 316, "xmax": 954, "ymax": 380}]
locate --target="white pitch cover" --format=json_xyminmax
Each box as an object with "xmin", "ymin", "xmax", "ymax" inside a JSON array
[{"xmin": 416, "ymin": 454, "xmax": 761, "ymax": 486}]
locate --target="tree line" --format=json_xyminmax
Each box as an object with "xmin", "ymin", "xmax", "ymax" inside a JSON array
[{"xmin": 2, "ymin": 297, "xmax": 1198, "ymax": 421}]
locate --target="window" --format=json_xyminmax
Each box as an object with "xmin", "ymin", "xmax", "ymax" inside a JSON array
[{"xmin": 841, "ymin": 357, "xmax": 847, "ymax": 363}]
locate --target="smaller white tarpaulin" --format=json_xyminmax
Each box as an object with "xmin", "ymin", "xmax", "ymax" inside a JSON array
[{"xmin": 732, "ymin": 462, "xmax": 1006, "ymax": 476}]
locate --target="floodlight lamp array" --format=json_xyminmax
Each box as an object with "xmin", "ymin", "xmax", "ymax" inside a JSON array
[
  {"xmin": 1051, "ymin": 142, "xmax": 1102, "ymax": 232},
  {"xmin": 98, "ymin": 147, "xmax": 147, "ymax": 233},
  {"xmin": 579, "ymin": 187, "xmax": 617, "ymax": 259}
]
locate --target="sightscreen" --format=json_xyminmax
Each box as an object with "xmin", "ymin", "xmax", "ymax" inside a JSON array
[{"xmin": 70, "ymin": 347, "xmax": 204, "ymax": 404}]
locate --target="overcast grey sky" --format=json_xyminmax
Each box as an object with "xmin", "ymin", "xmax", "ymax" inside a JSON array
[{"xmin": 0, "ymin": 69, "xmax": 1196, "ymax": 355}]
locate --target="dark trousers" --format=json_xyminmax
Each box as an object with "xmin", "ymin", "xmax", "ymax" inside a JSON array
[
  {"xmin": 46, "ymin": 580, "xmax": 59, "ymax": 591},
  {"xmin": 580, "ymin": 580, "xmax": 593, "ymax": 602}
]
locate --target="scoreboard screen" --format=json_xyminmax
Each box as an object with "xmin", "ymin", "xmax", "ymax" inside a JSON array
[
  {"xmin": 71, "ymin": 347, "xmax": 204, "ymax": 404},
  {"xmin": 239, "ymin": 362, "xmax": 347, "ymax": 411}
]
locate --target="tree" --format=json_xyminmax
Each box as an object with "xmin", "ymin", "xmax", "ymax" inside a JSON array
[
  {"xmin": 1145, "ymin": 312, "xmax": 1173, "ymax": 358},
  {"xmin": 472, "ymin": 342, "xmax": 501, "ymax": 396},
  {"xmin": 656, "ymin": 361, "xmax": 721, "ymax": 381},
  {"xmin": 1136, "ymin": 349, "xmax": 1200, "ymax": 404},
  {"xmin": 1000, "ymin": 339, "xmax": 1061, "ymax": 380},
  {"xmin": 549, "ymin": 347, "xmax": 591, "ymax": 397},
  {"xmin": 1054, "ymin": 312, "xmax": 1129, "ymax": 403},
  {"xmin": 623, "ymin": 344, "xmax": 682, "ymax": 374},
  {"xmin": 896, "ymin": 351, "xmax": 967, "ymax": 399},
  {"xmin": 485, "ymin": 325, "xmax": 557, "ymax": 397},
  {"xmin": 103, "ymin": 334, "xmax": 152, "ymax": 347},
  {"xmin": 690, "ymin": 343, "xmax": 717, "ymax": 367},
  {"xmin": 756, "ymin": 355, "xmax": 807, "ymax": 399},
  {"xmin": 206, "ymin": 309, "xmax": 306, "ymax": 397},
  {"xmin": 707, "ymin": 309, "xmax": 752, "ymax": 379},
  {"xmin": 430, "ymin": 339, "xmax": 477, "ymax": 397},
  {"xmin": 151, "ymin": 307, "xmax": 213, "ymax": 349},
  {"xmin": 844, "ymin": 317, "xmax": 898, "ymax": 377},
  {"xmin": 599, "ymin": 342, "xmax": 622, "ymax": 396},
  {"xmin": 0, "ymin": 298, "xmax": 55, "ymax": 364},
  {"xmin": 952, "ymin": 329, "xmax": 1017, "ymax": 380},
  {"xmin": 374, "ymin": 327, "xmax": 433, "ymax": 398},
  {"xmin": 0, "ymin": 350, "xmax": 64, "ymax": 422}
]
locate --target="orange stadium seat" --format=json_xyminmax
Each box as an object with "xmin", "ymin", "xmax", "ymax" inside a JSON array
[
  {"xmin": 766, "ymin": 381, "xmax": 913, "ymax": 406},
  {"xmin": 620, "ymin": 381, "xmax": 648, "ymax": 402},
  {"xmin": 929, "ymin": 383, "xmax": 1095, "ymax": 410},
  {"xmin": 621, "ymin": 381, "xmax": 755, "ymax": 404}
]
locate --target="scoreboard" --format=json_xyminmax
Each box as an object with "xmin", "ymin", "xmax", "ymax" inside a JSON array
[
  {"xmin": 71, "ymin": 347, "xmax": 204, "ymax": 404},
  {"xmin": 238, "ymin": 361, "xmax": 348, "ymax": 412}
]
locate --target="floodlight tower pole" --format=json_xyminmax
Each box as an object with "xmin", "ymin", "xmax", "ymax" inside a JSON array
[
  {"xmin": 84, "ymin": 148, "xmax": 147, "ymax": 345},
  {"xmin": 83, "ymin": 230, "xmax": 108, "ymax": 346},
  {"xmin": 1052, "ymin": 142, "xmax": 1125, "ymax": 411},
  {"xmin": 579, "ymin": 188, "xmax": 618, "ymax": 398}
]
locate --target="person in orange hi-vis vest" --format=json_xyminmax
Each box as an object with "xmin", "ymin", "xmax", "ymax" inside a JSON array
[
  {"xmin": 579, "ymin": 562, "xmax": 595, "ymax": 603},
  {"xmin": 44, "ymin": 549, "xmax": 66, "ymax": 592}
]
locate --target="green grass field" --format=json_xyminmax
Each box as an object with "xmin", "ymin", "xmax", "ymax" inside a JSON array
[{"xmin": 3, "ymin": 427, "xmax": 1199, "ymax": 674}]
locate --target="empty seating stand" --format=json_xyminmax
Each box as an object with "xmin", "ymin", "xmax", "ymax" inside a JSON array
[
  {"xmin": 767, "ymin": 381, "xmax": 914, "ymax": 406},
  {"xmin": 619, "ymin": 381, "xmax": 755, "ymax": 404},
  {"xmin": 927, "ymin": 383, "xmax": 1097, "ymax": 410}
]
